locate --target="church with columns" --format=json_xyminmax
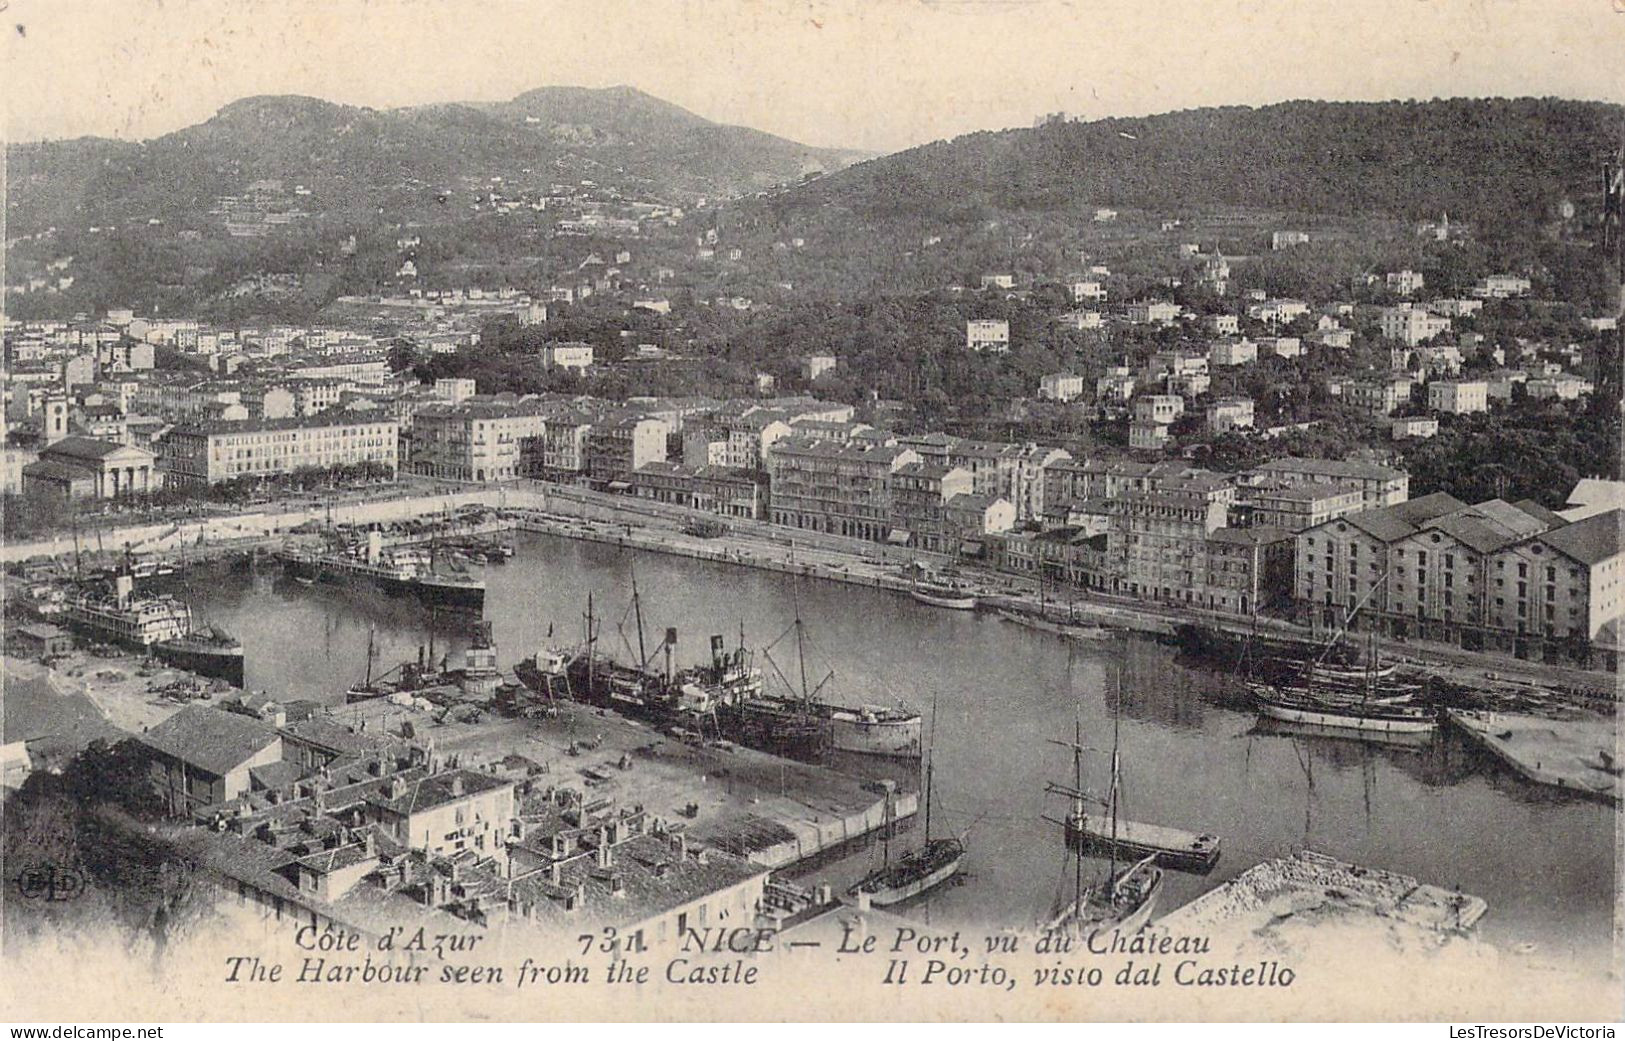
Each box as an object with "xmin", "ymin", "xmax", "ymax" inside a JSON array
[{"xmin": 21, "ymin": 435, "xmax": 160, "ymax": 500}]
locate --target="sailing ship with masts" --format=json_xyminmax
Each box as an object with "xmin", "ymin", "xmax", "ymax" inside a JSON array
[
  {"xmin": 848, "ymin": 701, "xmax": 964, "ymax": 906},
  {"xmin": 1248, "ymin": 568, "xmax": 1438, "ymax": 736},
  {"xmin": 1041, "ymin": 692, "xmax": 1164, "ymax": 939},
  {"xmin": 1049, "ymin": 662, "xmax": 1220, "ymax": 873}
]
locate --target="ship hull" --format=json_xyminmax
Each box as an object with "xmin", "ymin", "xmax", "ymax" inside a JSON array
[
  {"xmin": 1256, "ymin": 697, "xmax": 1438, "ymax": 734},
  {"xmin": 850, "ymin": 841, "xmax": 964, "ymax": 907},
  {"xmin": 280, "ymin": 553, "xmax": 484, "ymax": 609},
  {"xmin": 153, "ymin": 641, "xmax": 245, "ymax": 687},
  {"xmin": 911, "ymin": 589, "xmax": 977, "ymax": 610},
  {"xmin": 829, "ymin": 712, "xmax": 924, "ymax": 759},
  {"xmin": 1065, "ymin": 819, "xmax": 1219, "ymax": 873},
  {"xmin": 1047, "ymin": 866, "xmax": 1164, "ymax": 939},
  {"xmin": 412, "ymin": 577, "xmax": 485, "ymax": 609}
]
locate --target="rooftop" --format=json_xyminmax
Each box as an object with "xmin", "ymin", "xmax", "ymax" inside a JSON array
[{"xmin": 139, "ymin": 705, "xmax": 280, "ymax": 777}]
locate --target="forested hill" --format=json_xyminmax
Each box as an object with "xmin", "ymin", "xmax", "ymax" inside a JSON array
[{"xmin": 755, "ymin": 99, "xmax": 1623, "ymax": 227}]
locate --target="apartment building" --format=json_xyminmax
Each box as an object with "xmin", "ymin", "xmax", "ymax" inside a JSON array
[
  {"xmin": 159, "ymin": 415, "xmax": 399, "ymax": 486},
  {"xmin": 631, "ymin": 462, "xmax": 766, "ymax": 519},
  {"xmin": 409, "ymin": 401, "xmax": 546, "ymax": 482},
  {"xmin": 1380, "ymin": 306, "xmax": 1452, "ymax": 347},
  {"xmin": 766, "ymin": 436, "xmax": 918, "ymax": 541},
  {"xmin": 1206, "ymin": 397, "xmax": 1255, "ymax": 434},
  {"xmin": 1343, "ymin": 375, "xmax": 1416, "ymax": 417},
  {"xmin": 1427, "ymin": 380, "xmax": 1489, "ymax": 415},
  {"xmin": 965, "ymin": 320, "xmax": 1011, "ymax": 353},
  {"xmin": 1253, "ymin": 456, "xmax": 1409, "ymax": 511},
  {"xmin": 584, "ymin": 416, "xmax": 671, "ymax": 487}
]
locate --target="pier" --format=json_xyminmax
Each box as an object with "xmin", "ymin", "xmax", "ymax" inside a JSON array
[{"xmin": 1445, "ymin": 709, "xmax": 1622, "ymax": 804}]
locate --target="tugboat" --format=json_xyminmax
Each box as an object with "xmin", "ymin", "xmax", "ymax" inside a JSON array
[{"xmin": 849, "ymin": 705, "xmax": 963, "ymax": 907}]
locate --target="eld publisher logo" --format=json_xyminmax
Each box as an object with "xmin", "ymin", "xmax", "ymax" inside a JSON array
[{"xmin": 12, "ymin": 863, "xmax": 85, "ymax": 903}]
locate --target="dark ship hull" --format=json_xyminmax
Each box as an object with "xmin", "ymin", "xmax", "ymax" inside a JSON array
[
  {"xmin": 849, "ymin": 838, "xmax": 964, "ymax": 907},
  {"xmin": 153, "ymin": 637, "xmax": 245, "ymax": 687},
  {"xmin": 280, "ymin": 552, "xmax": 484, "ymax": 609}
]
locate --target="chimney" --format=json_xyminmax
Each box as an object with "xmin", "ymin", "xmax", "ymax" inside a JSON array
[
  {"xmin": 363, "ymin": 830, "xmax": 375, "ymax": 857},
  {"xmin": 551, "ymin": 833, "xmax": 570, "ymax": 857},
  {"xmin": 595, "ymin": 836, "xmax": 613, "ymax": 870},
  {"xmin": 609, "ymin": 873, "xmax": 625, "ymax": 896},
  {"xmin": 450, "ymin": 774, "xmax": 465, "ymax": 797},
  {"xmin": 549, "ymin": 861, "xmax": 563, "ymax": 885}
]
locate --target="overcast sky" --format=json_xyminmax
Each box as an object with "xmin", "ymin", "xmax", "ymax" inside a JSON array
[{"xmin": 5, "ymin": 0, "xmax": 1623, "ymax": 153}]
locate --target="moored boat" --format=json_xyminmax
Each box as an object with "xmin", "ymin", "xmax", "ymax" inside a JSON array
[
  {"xmin": 1042, "ymin": 661, "xmax": 1171, "ymax": 938},
  {"xmin": 1251, "ymin": 683, "xmax": 1439, "ymax": 734},
  {"xmin": 997, "ymin": 609, "xmax": 1117, "ymax": 641},
  {"xmin": 829, "ymin": 705, "xmax": 924, "ymax": 758},
  {"xmin": 63, "ymin": 574, "xmax": 245, "ymax": 686},
  {"xmin": 1064, "ymin": 815, "xmax": 1220, "ymax": 874},
  {"xmin": 154, "ymin": 624, "xmax": 246, "ymax": 687},
  {"xmin": 910, "ymin": 582, "xmax": 977, "ymax": 610},
  {"xmin": 277, "ymin": 529, "xmax": 484, "ymax": 609},
  {"xmin": 849, "ymin": 723, "xmax": 962, "ymax": 906}
]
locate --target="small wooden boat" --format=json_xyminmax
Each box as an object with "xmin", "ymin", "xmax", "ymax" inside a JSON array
[
  {"xmin": 1252, "ymin": 684, "xmax": 1438, "ymax": 734},
  {"xmin": 997, "ymin": 609, "xmax": 1116, "ymax": 640},
  {"xmin": 911, "ymin": 582, "xmax": 977, "ymax": 610},
  {"xmin": 1045, "ymin": 853, "xmax": 1164, "ymax": 939}
]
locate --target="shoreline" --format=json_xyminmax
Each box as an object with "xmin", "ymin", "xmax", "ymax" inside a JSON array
[{"xmin": 10, "ymin": 480, "xmax": 1621, "ymax": 702}]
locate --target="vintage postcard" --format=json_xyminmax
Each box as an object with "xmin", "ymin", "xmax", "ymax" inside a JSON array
[{"xmin": 1, "ymin": 0, "xmax": 1622, "ymax": 1024}]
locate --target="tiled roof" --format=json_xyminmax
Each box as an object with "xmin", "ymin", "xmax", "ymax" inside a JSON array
[
  {"xmin": 139, "ymin": 705, "xmax": 280, "ymax": 777},
  {"xmin": 366, "ymin": 768, "xmax": 512, "ymax": 817},
  {"xmin": 41, "ymin": 436, "xmax": 138, "ymax": 462},
  {"xmin": 1537, "ymin": 509, "xmax": 1623, "ymax": 566}
]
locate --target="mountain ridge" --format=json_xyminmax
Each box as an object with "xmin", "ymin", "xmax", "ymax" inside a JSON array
[{"xmin": 5, "ymin": 85, "xmax": 872, "ymax": 237}]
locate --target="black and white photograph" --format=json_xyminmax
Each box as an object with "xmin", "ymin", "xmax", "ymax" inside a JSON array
[{"xmin": 1, "ymin": 0, "xmax": 1621, "ymax": 1026}]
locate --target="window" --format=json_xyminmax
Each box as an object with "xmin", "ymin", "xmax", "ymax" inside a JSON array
[{"xmin": 1446, "ymin": 554, "xmax": 1455, "ymax": 569}]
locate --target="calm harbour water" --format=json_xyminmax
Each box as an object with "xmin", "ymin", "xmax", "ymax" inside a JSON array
[{"xmin": 183, "ymin": 531, "xmax": 1617, "ymax": 961}]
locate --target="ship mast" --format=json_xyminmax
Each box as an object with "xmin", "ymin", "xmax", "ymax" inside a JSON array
[
  {"xmin": 1108, "ymin": 661, "xmax": 1121, "ymax": 890},
  {"xmin": 1072, "ymin": 713, "xmax": 1084, "ymax": 914},
  {"xmin": 631, "ymin": 571, "xmax": 649, "ymax": 671},
  {"xmin": 585, "ymin": 592, "xmax": 597, "ymax": 693},
  {"xmin": 924, "ymin": 690, "xmax": 939, "ymax": 844}
]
